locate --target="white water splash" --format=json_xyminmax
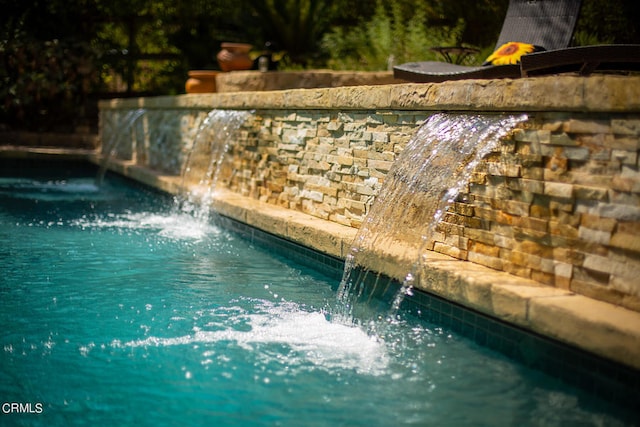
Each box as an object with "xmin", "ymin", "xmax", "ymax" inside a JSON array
[
  {"xmin": 70, "ymin": 212, "xmax": 219, "ymax": 241},
  {"xmin": 112, "ymin": 300, "xmax": 389, "ymax": 375}
]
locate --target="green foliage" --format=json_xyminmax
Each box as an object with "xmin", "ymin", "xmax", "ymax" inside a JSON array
[
  {"xmin": 436, "ymin": 0, "xmax": 508, "ymax": 48},
  {"xmin": 573, "ymin": 0, "xmax": 640, "ymax": 45},
  {"xmin": 321, "ymin": 0, "xmax": 466, "ymax": 71},
  {"xmin": 0, "ymin": 35, "xmax": 97, "ymax": 131},
  {"xmin": 245, "ymin": 0, "xmax": 338, "ymax": 66},
  {"xmin": 1, "ymin": 0, "xmax": 639, "ymax": 132}
]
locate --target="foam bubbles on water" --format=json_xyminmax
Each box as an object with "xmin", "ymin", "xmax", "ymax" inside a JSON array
[
  {"xmin": 71, "ymin": 212, "xmax": 218, "ymax": 241},
  {"xmin": 114, "ymin": 300, "xmax": 389, "ymax": 376}
]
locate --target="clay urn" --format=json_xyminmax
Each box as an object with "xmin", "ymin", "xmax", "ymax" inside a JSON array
[
  {"xmin": 185, "ymin": 70, "xmax": 220, "ymax": 93},
  {"xmin": 216, "ymin": 43, "xmax": 253, "ymax": 72}
]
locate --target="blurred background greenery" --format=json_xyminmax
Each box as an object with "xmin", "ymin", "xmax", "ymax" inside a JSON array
[{"xmin": 1, "ymin": 0, "xmax": 638, "ymax": 132}]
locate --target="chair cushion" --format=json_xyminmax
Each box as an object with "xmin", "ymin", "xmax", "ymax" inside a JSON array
[{"xmin": 483, "ymin": 42, "xmax": 545, "ymax": 66}]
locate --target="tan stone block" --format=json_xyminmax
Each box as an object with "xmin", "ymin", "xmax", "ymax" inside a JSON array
[
  {"xmin": 544, "ymin": 182, "xmax": 573, "ymax": 198},
  {"xmin": 433, "ymin": 242, "xmax": 468, "ymax": 260},
  {"xmin": 583, "ymin": 75, "xmax": 640, "ymax": 112},
  {"xmin": 502, "ymin": 261, "xmax": 532, "ymax": 278},
  {"xmin": 549, "ymin": 221, "xmax": 578, "ymax": 239},
  {"xmin": 573, "ymin": 265, "xmax": 610, "ymax": 286},
  {"xmin": 507, "ymin": 177, "xmax": 545, "ymax": 194},
  {"xmin": 571, "ymin": 279, "xmax": 624, "ymax": 306},
  {"xmin": 611, "ymin": 176, "xmax": 640, "ymax": 193},
  {"xmin": 618, "ymin": 220, "xmax": 640, "ymax": 234},
  {"xmin": 553, "ymin": 247, "xmax": 584, "ymax": 265},
  {"xmin": 612, "ymin": 149, "xmax": 638, "ymax": 166},
  {"xmin": 510, "ymin": 250, "xmax": 539, "ymax": 268},
  {"xmin": 583, "ymin": 253, "xmax": 612, "ymax": 275},
  {"xmin": 563, "ymin": 118, "xmax": 611, "ymax": 134},
  {"xmin": 522, "ymin": 166, "xmax": 544, "ymax": 180},
  {"xmin": 540, "ymin": 120, "xmax": 565, "ymax": 132},
  {"xmin": 515, "ymin": 129, "xmax": 551, "ymax": 144},
  {"xmin": 531, "ymin": 270, "xmax": 555, "ymax": 285},
  {"xmin": 464, "ymin": 228, "xmax": 495, "ymax": 245},
  {"xmin": 492, "ymin": 283, "xmax": 554, "ymax": 325},
  {"xmin": 612, "ymin": 119, "xmax": 640, "ymax": 136},
  {"xmin": 452, "ymin": 201, "xmax": 474, "ymax": 216},
  {"xmin": 550, "ymin": 132, "xmax": 578, "ymax": 146},
  {"xmin": 496, "ymin": 210, "xmax": 516, "ymax": 225},
  {"xmin": 493, "ymin": 234, "xmax": 515, "ymax": 249},
  {"xmin": 492, "ymin": 223, "xmax": 516, "ymax": 238},
  {"xmin": 468, "ymin": 251, "xmax": 503, "ymax": 270},
  {"xmin": 611, "ymin": 135, "xmax": 640, "ymax": 151},
  {"xmin": 366, "ymin": 158, "xmax": 392, "ymax": 171},
  {"xmin": 528, "ymin": 294, "xmax": 640, "ymax": 369},
  {"xmin": 580, "ymin": 213, "xmax": 616, "ymax": 231},
  {"xmin": 530, "ymin": 204, "xmax": 550, "ymax": 218},
  {"xmin": 518, "ymin": 240, "xmax": 553, "ymax": 258},
  {"xmin": 610, "ymin": 232, "xmax": 640, "ymax": 252},
  {"xmin": 610, "ymin": 274, "xmax": 640, "ymax": 298},
  {"xmin": 503, "ymin": 200, "xmax": 531, "ymax": 216},
  {"xmin": 554, "ymin": 260, "xmax": 573, "ymax": 278},
  {"xmin": 515, "ymin": 216, "xmax": 549, "ymax": 233},
  {"xmin": 469, "ymin": 240, "xmax": 500, "ymax": 257},
  {"xmin": 487, "ymin": 162, "xmax": 522, "ymax": 177},
  {"xmin": 578, "ymin": 226, "xmax": 611, "ymax": 245}
]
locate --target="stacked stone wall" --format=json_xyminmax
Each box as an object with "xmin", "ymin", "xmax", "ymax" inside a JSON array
[
  {"xmin": 224, "ymin": 110, "xmax": 418, "ymax": 227},
  {"xmin": 446, "ymin": 113, "xmax": 640, "ymax": 311},
  {"xmin": 98, "ymin": 76, "xmax": 640, "ymax": 312},
  {"xmin": 219, "ymin": 110, "xmax": 640, "ymax": 311}
]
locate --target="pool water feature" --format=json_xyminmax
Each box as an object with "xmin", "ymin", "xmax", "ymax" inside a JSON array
[
  {"xmin": 97, "ymin": 108, "xmax": 146, "ymax": 186},
  {"xmin": 338, "ymin": 113, "xmax": 527, "ymax": 320},
  {"xmin": 1, "ymin": 164, "xmax": 636, "ymax": 426},
  {"xmin": 177, "ymin": 109, "xmax": 251, "ymax": 222}
]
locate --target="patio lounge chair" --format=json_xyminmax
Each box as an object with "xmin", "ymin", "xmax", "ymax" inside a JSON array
[
  {"xmin": 393, "ymin": 0, "xmax": 582, "ymax": 83},
  {"xmin": 520, "ymin": 44, "xmax": 640, "ymax": 76}
]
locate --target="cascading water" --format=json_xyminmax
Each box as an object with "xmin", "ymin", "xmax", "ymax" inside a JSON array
[
  {"xmin": 96, "ymin": 108, "xmax": 146, "ymax": 186},
  {"xmin": 336, "ymin": 113, "xmax": 527, "ymax": 323},
  {"xmin": 176, "ymin": 109, "xmax": 250, "ymax": 222}
]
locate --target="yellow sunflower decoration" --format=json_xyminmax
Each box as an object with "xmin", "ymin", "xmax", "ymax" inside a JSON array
[{"xmin": 483, "ymin": 42, "xmax": 544, "ymax": 66}]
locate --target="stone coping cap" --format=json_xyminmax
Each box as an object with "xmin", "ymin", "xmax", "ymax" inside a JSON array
[{"xmin": 99, "ymin": 75, "xmax": 640, "ymax": 113}]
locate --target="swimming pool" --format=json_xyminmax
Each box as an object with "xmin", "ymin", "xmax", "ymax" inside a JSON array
[{"xmin": 0, "ymin": 162, "xmax": 636, "ymax": 426}]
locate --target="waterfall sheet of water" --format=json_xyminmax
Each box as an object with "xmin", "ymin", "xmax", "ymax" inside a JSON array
[
  {"xmin": 96, "ymin": 108, "xmax": 146, "ymax": 186},
  {"xmin": 176, "ymin": 109, "xmax": 251, "ymax": 222},
  {"xmin": 336, "ymin": 113, "xmax": 527, "ymax": 324}
]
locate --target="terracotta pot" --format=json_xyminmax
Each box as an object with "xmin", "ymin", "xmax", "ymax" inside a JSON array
[
  {"xmin": 216, "ymin": 43, "xmax": 253, "ymax": 72},
  {"xmin": 185, "ymin": 70, "xmax": 220, "ymax": 93}
]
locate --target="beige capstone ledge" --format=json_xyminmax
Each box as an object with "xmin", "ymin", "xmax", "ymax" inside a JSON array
[
  {"xmin": 100, "ymin": 75, "xmax": 640, "ymax": 113},
  {"xmin": 216, "ymin": 70, "xmax": 402, "ymax": 93}
]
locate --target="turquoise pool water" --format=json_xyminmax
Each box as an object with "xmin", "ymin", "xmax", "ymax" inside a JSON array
[{"xmin": 0, "ymin": 165, "xmax": 635, "ymax": 426}]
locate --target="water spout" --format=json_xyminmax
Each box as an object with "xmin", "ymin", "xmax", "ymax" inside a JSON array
[
  {"xmin": 176, "ymin": 109, "xmax": 250, "ymax": 222},
  {"xmin": 96, "ymin": 108, "xmax": 146, "ymax": 186},
  {"xmin": 337, "ymin": 113, "xmax": 527, "ymax": 323}
]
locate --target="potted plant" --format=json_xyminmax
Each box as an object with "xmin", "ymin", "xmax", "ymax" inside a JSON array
[{"xmin": 216, "ymin": 43, "xmax": 253, "ymax": 72}]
